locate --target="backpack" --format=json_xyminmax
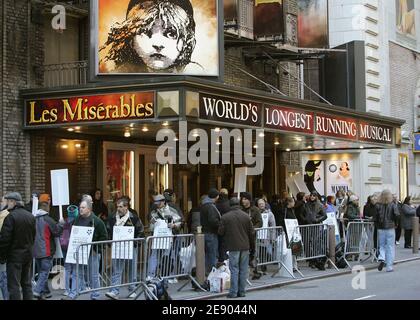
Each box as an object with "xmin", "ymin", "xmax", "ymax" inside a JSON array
[{"xmin": 145, "ymin": 278, "xmax": 171, "ymax": 300}]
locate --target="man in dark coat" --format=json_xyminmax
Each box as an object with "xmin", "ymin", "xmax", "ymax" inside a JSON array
[
  {"xmin": 200, "ymin": 188, "xmax": 221, "ymax": 274},
  {"xmin": 0, "ymin": 192, "xmax": 36, "ymax": 300},
  {"xmin": 219, "ymin": 198, "xmax": 255, "ymax": 299}
]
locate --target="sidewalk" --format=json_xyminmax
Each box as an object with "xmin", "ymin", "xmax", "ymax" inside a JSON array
[{"xmin": 46, "ymin": 239, "xmax": 420, "ymax": 300}]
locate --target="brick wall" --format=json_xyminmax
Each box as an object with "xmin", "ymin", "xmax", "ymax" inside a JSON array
[
  {"xmin": 1, "ymin": 0, "xmax": 32, "ymax": 200},
  {"xmin": 76, "ymin": 139, "xmax": 97, "ymax": 196},
  {"xmin": 30, "ymin": 135, "xmax": 46, "ymax": 193}
]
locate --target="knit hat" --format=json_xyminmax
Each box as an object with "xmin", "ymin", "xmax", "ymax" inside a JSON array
[
  {"xmin": 39, "ymin": 193, "xmax": 51, "ymax": 203},
  {"xmin": 208, "ymin": 188, "xmax": 220, "ymax": 199}
]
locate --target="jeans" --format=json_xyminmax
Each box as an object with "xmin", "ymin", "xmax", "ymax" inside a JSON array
[
  {"xmin": 0, "ymin": 263, "xmax": 8, "ymax": 300},
  {"xmin": 34, "ymin": 257, "xmax": 53, "ymax": 295},
  {"xmin": 205, "ymin": 233, "xmax": 219, "ymax": 274},
  {"xmin": 68, "ymin": 253, "xmax": 101, "ymax": 299},
  {"xmin": 7, "ymin": 261, "xmax": 33, "ymax": 300},
  {"xmin": 147, "ymin": 249, "xmax": 171, "ymax": 278},
  {"xmin": 378, "ymin": 229, "xmax": 396, "ymax": 271},
  {"xmin": 109, "ymin": 249, "xmax": 138, "ymax": 295},
  {"xmin": 228, "ymin": 251, "xmax": 249, "ymax": 296}
]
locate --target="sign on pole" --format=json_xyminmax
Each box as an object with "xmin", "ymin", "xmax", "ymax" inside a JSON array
[{"xmin": 51, "ymin": 169, "xmax": 70, "ymax": 221}]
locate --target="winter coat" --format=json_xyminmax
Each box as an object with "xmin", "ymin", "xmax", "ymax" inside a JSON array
[
  {"xmin": 218, "ymin": 205, "xmax": 255, "ymax": 252},
  {"xmin": 216, "ymin": 194, "xmax": 231, "ymax": 215},
  {"xmin": 187, "ymin": 206, "xmax": 201, "ymax": 233},
  {"xmin": 401, "ymin": 204, "xmax": 416, "ymax": 230},
  {"xmin": 304, "ymin": 200, "xmax": 327, "ymax": 225},
  {"xmin": 106, "ymin": 212, "xmax": 145, "ymax": 239},
  {"xmin": 363, "ymin": 203, "xmax": 377, "ymax": 220},
  {"xmin": 294, "ymin": 200, "xmax": 307, "ymax": 226},
  {"xmin": 374, "ymin": 202, "xmax": 399, "ymax": 230},
  {"xmin": 73, "ymin": 213, "xmax": 108, "ymax": 243},
  {"xmin": 344, "ymin": 202, "xmax": 360, "ymax": 221},
  {"xmin": 149, "ymin": 204, "xmax": 182, "ymax": 235},
  {"xmin": 33, "ymin": 210, "xmax": 63, "ymax": 258},
  {"xmin": 241, "ymin": 205, "xmax": 263, "ymax": 228},
  {"xmin": 199, "ymin": 197, "xmax": 221, "ymax": 234},
  {"xmin": 0, "ymin": 205, "xmax": 36, "ymax": 263},
  {"xmin": 93, "ymin": 200, "xmax": 108, "ymax": 221},
  {"xmin": 276, "ymin": 207, "xmax": 297, "ymax": 233}
]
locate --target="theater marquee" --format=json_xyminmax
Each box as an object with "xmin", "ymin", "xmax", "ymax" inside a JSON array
[{"xmin": 24, "ymin": 92, "xmax": 155, "ymax": 128}]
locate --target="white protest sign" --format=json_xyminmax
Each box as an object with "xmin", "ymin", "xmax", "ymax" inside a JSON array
[
  {"xmin": 31, "ymin": 196, "xmax": 38, "ymax": 216},
  {"xmin": 234, "ymin": 167, "xmax": 247, "ymax": 196},
  {"xmin": 284, "ymin": 219, "xmax": 302, "ymax": 242},
  {"xmin": 51, "ymin": 169, "xmax": 70, "ymax": 206},
  {"xmin": 152, "ymin": 219, "xmax": 173, "ymax": 250},
  {"xmin": 65, "ymin": 226, "xmax": 94, "ymax": 265},
  {"xmin": 257, "ymin": 213, "xmax": 269, "ymax": 240},
  {"xmin": 112, "ymin": 226, "xmax": 135, "ymax": 260},
  {"xmin": 323, "ymin": 211, "xmax": 340, "ymax": 243}
]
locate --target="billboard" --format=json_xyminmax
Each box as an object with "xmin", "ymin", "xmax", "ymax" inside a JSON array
[
  {"xmin": 396, "ymin": 0, "xmax": 416, "ymax": 50},
  {"xmin": 96, "ymin": 0, "xmax": 219, "ymax": 76},
  {"xmin": 298, "ymin": 0, "xmax": 329, "ymax": 48},
  {"xmin": 254, "ymin": 0, "xmax": 284, "ymax": 41}
]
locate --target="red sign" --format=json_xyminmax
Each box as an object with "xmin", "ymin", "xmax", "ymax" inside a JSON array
[
  {"xmin": 359, "ymin": 121, "xmax": 393, "ymax": 144},
  {"xmin": 25, "ymin": 92, "xmax": 155, "ymax": 127},
  {"xmin": 315, "ymin": 114, "xmax": 358, "ymax": 140},
  {"xmin": 265, "ymin": 105, "xmax": 314, "ymax": 134}
]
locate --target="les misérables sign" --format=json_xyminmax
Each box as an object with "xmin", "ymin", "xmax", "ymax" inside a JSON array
[{"xmin": 25, "ymin": 92, "xmax": 154, "ymax": 128}]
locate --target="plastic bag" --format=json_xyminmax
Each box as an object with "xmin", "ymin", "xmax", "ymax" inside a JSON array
[
  {"xmin": 179, "ymin": 242, "xmax": 196, "ymax": 272},
  {"xmin": 208, "ymin": 267, "xmax": 222, "ymax": 293}
]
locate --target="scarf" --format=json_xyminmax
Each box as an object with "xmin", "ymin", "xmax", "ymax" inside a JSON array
[{"xmin": 116, "ymin": 212, "xmax": 130, "ymax": 226}]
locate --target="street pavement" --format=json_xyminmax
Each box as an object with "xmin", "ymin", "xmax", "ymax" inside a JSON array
[{"xmin": 213, "ymin": 259, "xmax": 420, "ymax": 300}]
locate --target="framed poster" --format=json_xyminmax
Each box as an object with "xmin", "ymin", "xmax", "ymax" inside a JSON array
[
  {"xmin": 304, "ymin": 160, "xmax": 325, "ymax": 195},
  {"xmin": 326, "ymin": 160, "xmax": 353, "ymax": 196},
  {"xmin": 95, "ymin": 0, "xmax": 219, "ymax": 76}
]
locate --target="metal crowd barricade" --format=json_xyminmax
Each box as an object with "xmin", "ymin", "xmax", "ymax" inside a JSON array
[
  {"xmin": 292, "ymin": 224, "xmax": 339, "ymax": 277},
  {"xmin": 254, "ymin": 226, "xmax": 295, "ymax": 279},
  {"xmin": 74, "ymin": 238, "xmax": 157, "ymax": 299},
  {"xmin": 342, "ymin": 220, "xmax": 375, "ymax": 267},
  {"xmin": 144, "ymin": 233, "xmax": 205, "ymax": 293}
]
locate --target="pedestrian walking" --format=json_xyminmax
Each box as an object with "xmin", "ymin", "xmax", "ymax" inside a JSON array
[
  {"xmin": 0, "ymin": 192, "xmax": 36, "ymax": 300},
  {"xmin": 374, "ymin": 190, "xmax": 399, "ymax": 272},
  {"xmin": 218, "ymin": 197, "xmax": 255, "ymax": 299}
]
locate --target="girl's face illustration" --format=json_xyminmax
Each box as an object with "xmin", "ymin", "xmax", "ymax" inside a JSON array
[{"xmin": 133, "ymin": 9, "xmax": 185, "ymax": 71}]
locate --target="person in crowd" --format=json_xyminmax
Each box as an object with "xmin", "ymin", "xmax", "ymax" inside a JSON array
[
  {"xmin": 240, "ymin": 192, "xmax": 262, "ymax": 279},
  {"xmin": 120, "ymin": 195, "xmax": 139, "ymax": 218},
  {"xmin": 255, "ymin": 198, "xmax": 276, "ymax": 275},
  {"xmin": 294, "ymin": 192, "xmax": 308, "ymax": 226},
  {"xmin": 401, "ymin": 196, "xmax": 416, "ymax": 249},
  {"xmin": 304, "ymin": 191, "xmax": 327, "ymax": 270},
  {"xmin": 270, "ymin": 194, "xmax": 282, "ymax": 227},
  {"xmin": 374, "ymin": 190, "xmax": 399, "ymax": 272},
  {"xmin": 0, "ymin": 192, "xmax": 36, "ymax": 300},
  {"xmin": 363, "ymin": 194, "xmax": 379, "ymax": 254},
  {"xmin": 218, "ymin": 197, "xmax": 255, "ymax": 299},
  {"xmin": 199, "ymin": 188, "xmax": 221, "ymax": 275},
  {"xmin": 92, "ymin": 188, "xmax": 108, "ymax": 221},
  {"xmin": 216, "ymin": 188, "xmax": 230, "ymax": 215},
  {"xmin": 344, "ymin": 195, "xmax": 361, "ymax": 221},
  {"xmin": 393, "ymin": 194, "xmax": 402, "ymax": 245},
  {"xmin": 326, "ymin": 196, "xmax": 337, "ymax": 217},
  {"xmin": 60, "ymin": 204, "xmax": 79, "ymax": 297},
  {"xmin": 164, "ymin": 189, "xmax": 184, "ymax": 220},
  {"xmin": 33, "ymin": 201, "xmax": 64, "ymax": 299},
  {"xmin": 64, "ymin": 197, "xmax": 108, "ymax": 300},
  {"xmin": 147, "ymin": 194, "xmax": 183, "ymax": 281},
  {"xmin": 105, "ymin": 197, "xmax": 144, "ymax": 300},
  {"xmin": 187, "ymin": 195, "xmax": 206, "ymax": 234},
  {"xmin": 0, "ymin": 197, "xmax": 9, "ymax": 300}
]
